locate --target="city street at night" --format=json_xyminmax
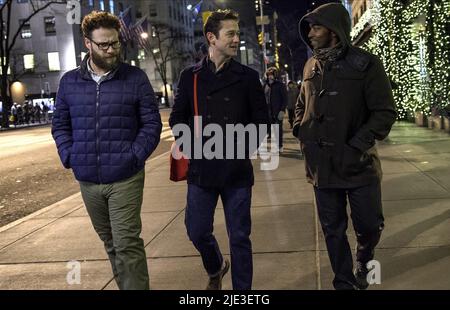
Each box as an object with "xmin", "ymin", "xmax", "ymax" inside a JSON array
[{"xmin": 1, "ymin": 0, "xmax": 449, "ymax": 303}]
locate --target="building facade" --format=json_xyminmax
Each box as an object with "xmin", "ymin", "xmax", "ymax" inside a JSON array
[
  {"xmin": 191, "ymin": 0, "xmax": 262, "ymax": 75},
  {"xmin": 349, "ymin": 0, "xmax": 373, "ymax": 46},
  {"xmin": 4, "ymin": 0, "xmax": 263, "ymax": 105},
  {"xmin": 135, "ymin": 0, "xmax": 195, "ymax": 105},
  {"xmin": 3, "ymin": 0, "xmax": 136, "ymax": 103}
]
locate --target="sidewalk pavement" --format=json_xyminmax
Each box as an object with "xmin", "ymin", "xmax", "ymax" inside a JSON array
[{"xmin": 0, "ymin": 122, "xmax": 449, "ymax": 290}]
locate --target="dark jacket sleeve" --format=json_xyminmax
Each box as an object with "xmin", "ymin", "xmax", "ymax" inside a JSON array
[
  {"xmin": 292, "ymin": 82, "xmax": 306, "ymax": 139},
  {"xmin": 132, "ymin": 71, "xmax": 163, "ymax": 165},
  {"xmin": 248, "ymin": 70, "xmax": 270, "ymax": 147},
  {"xmin": 249, "ymin": 71, "xmax": 270, "ymax": 125},
  {"xmin": 280, "ymin": 83, "xmax": 288, "ymax": 111},
  {"xmin": 348, "ymin": 56, "xmax": 397, "ymax": 152},
  {"xmin": 169, "ymin": 69, "xmax": 191, "ymax": 140},
  {"xmin": 51, "ymin": 74, "xmax": 73, "ymax": 169}
]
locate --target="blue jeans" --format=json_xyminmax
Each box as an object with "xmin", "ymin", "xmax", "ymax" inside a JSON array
[{"xmin": 185, "ymin": 184, "xmax": 253, "ymax": 290}]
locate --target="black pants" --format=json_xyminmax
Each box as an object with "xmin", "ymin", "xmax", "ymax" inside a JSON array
[
  {"xmin": 287, "ymin": 109, "xmax": 294, "ymax": 128},
  {"xmin": 268, "ymin": 120, "xmax": 283, "ymax": 149},
  {"xmin": 314, "ymin": 182, "xmax": 384, "ymax": 290}
]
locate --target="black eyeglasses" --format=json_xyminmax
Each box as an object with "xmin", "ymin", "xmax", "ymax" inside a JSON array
[{"xmin": 86, "ymin": 37, "xmax": 121, "ymax": 51}]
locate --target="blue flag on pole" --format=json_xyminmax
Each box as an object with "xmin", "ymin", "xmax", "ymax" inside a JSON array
[{"xmin": 192, "ymin": 0, "xmax": 203, "ymax": 21}]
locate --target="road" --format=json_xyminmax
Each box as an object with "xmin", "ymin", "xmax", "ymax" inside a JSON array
[{"xmin": 0, "ymin": 109, "xmax": 172, "ymax": 227}]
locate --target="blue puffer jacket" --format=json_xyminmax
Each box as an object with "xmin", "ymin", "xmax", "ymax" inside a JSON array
[{"xmin": 52, "ymin": 56, "xmax": 162, "ymax": 184}]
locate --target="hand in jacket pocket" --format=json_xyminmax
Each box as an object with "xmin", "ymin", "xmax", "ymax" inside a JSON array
[
  {"xmin": 130, "ymin": 144, "xmax": 140, "ymax": 168},
  {"xmin": 342, "ymin": 144, "xmax": 371, "ymax": 176}
]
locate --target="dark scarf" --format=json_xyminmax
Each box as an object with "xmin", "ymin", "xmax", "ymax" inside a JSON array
[{"xmin": 313, "ymin": 42, "xmax": 345, "ymax": 62}]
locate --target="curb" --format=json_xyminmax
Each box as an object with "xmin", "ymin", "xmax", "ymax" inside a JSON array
[
  {"xmin": 0, "ymin": 150, "xmax": 171, "ymax": 233},
  {"xmin": 0, "ymin": 192, "xmax": 82, "ymax": 233}
]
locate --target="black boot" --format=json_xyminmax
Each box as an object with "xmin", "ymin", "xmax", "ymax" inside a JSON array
[{"xmin": 354, "ymin": 225, "xmax": 383, "ymax": 290}]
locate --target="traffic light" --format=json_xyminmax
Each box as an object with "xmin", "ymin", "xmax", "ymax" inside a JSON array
[{"xmin": 258, "ymin": 31, "xmax": 264, "ymax": 45}]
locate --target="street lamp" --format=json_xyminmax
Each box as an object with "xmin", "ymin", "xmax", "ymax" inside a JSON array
[
  {"xmin": 259, "ymin": 0, "xmax": 267, "ymax": 74},
  {"xmin": 10, "ymin": 81, "xmax": 26, "ymax": 104},
  {"xmin": 140, "ymin": 32, "xmax": 149, "ymax": 39}
]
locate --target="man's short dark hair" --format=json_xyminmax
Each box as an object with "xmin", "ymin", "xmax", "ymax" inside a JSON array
[
  {"xmin": 203, "ymin": 9, "xmax": 239, "ymax": 45},
  {"xmin": 81, "ymin": 11, "xmax": 120, "ymax": 38}
]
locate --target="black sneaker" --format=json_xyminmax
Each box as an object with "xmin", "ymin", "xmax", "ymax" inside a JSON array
[
  {"xmin": 354, "ymin": 261, "xmax": 370, "ymax": 290},
  {"xmin": 206, "ymin": 259, "xmax": 230, "ymax": 290}
]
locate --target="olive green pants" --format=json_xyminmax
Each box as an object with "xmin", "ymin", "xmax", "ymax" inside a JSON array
[{"xmin": 79, "ymin": 169, "xmax": 149, "ymax": 290}]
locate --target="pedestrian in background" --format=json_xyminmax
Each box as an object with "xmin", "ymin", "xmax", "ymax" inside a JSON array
[
  {"xmin": 42, "ymin": 101, "xmax": 49, "ymax": 123},
  {"xmin": 10, "ymin": 102, "xmax": 18, "ymax": 126},
  {"xmin": 287, "ymin": 80, "xmax": 299, "ymax": 129},
  {"xmin": 264, "ymin": 67, "xmax": 287, "ymax": 152},
  {"xmin": 23, "ymin": 101, "xmax": 30, "ymax": 125},
  {"xmin": 34, "ymin": 103, "xmax": 41, "ymax": 124}
]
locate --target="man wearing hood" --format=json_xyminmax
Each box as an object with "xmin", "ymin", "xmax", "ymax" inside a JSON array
[{"xmin": 293, "ymin": 3, "xmax": 397, "ymax": 290}]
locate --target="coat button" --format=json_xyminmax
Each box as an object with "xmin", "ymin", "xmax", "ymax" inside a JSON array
[
  {"xmin": 223, "ymin": 116, "xmax": 229, "ymax": 121},
  {"xmin": 206, "ymin": 96, "xmax": 212, "ymax": 100},
  {"xmin": 224, "ymin": 97, "xmax": 230, "ymax": 102},
  {"xmin": 207, "ymin": 115, "xmax": 212, "ymax": 119}
]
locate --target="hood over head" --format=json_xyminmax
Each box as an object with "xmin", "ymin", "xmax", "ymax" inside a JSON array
[{"xmin": 299, "ymin": 3, "xmax": 351, "ymax": 50}]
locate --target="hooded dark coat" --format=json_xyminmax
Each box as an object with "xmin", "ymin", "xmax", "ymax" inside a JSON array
[{"xmin": 293, "ymin": 3, "xmax": 397, "ymax": 188}]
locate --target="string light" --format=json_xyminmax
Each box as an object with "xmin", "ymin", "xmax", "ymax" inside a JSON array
[{"xmin": 363, "ymin": 0, "xmax": 449, "ymax": 119}]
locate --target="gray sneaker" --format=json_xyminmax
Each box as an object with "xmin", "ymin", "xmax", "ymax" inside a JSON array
[{"xmin": 206, "ymin": 259, "xmax": 230, "ymax": 290}]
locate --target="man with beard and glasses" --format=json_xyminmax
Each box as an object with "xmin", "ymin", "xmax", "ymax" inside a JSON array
[
  {"xmin": 293, "ymin": 3, "xmax": 396, "ymax": 290},
  {"xmin": 52, "ymin": 11, "xmax": 162, "ymax": 290}
]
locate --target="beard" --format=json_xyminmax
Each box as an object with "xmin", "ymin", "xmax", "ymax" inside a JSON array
[
  {"xmin": 90, "ymin": 48, "xmax": 120, "ymax": 72},
  {"xmin": 311, "ymin": 34, "xmax": 335, "ymax": 50}
]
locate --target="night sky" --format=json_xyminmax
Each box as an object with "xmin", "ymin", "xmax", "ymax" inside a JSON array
[{"xmin": 269, "ymin": 0, "xmax": 341, "ymax": 80}]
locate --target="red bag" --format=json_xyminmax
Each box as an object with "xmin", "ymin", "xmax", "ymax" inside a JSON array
[
  {"xmin": 169, "ymin": 142, "xmax": 189, "ymax": 181},
  {"xmin": 169, "ymin": 73, "xmax": 199, "ymax": 182}
]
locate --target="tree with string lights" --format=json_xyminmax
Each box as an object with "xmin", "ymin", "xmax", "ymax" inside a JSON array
[{"xmin": 364, "ymin": 0, "xmax": 449, "ymax": 119}]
